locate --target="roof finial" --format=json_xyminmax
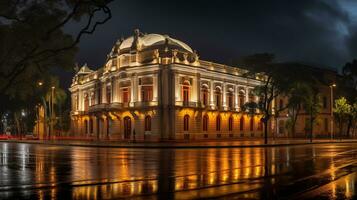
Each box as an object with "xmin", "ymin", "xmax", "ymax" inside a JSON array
[
  {"xmin": 134, "ymin": 28, "xmax": 140, "ymax": 37},
  {"xmin": 131, "ymin": 28, "xmax": 142, "ymax": 51}
]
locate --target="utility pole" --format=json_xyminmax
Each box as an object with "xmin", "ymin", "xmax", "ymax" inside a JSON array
[{"xmin": 330, "ymin": 84, "xmax": 336, "ymax": 140}]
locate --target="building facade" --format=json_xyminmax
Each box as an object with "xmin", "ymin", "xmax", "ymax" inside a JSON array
[{"xmin": 69, "ymin": 30, "xmax": 334, "ymax": 141}]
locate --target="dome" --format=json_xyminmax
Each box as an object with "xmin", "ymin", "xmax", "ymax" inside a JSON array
[{"xmin": 110, "ymin": 30, "xmax": 193, "ymax": 55}]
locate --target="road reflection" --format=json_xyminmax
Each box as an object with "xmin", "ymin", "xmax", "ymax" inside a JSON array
[{"xmin": 0, "ymin": 143, "xmax": 356, "ymax": 199}]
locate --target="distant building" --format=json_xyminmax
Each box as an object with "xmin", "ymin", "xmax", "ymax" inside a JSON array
[{"xmin": 69, "ymin": 30, "xmax": 335, "ymax": 141}]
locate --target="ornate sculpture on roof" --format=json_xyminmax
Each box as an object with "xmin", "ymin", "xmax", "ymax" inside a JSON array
[{"xmin": 131, "ymin": 29, "xmax": 143, "ymax": 52}]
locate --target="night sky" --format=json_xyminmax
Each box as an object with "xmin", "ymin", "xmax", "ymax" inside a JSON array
[{"xmin": 62, "ymin": 0, "xmax": 357, "ymax": 88}]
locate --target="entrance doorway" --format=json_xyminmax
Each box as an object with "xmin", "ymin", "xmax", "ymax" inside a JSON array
[{"xmin": 124, "ymin": 117, "xmax": 131, "ymax": 139}]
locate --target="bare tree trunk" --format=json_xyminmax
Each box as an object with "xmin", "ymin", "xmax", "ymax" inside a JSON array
[
  {"xmin": 310, "ymin": 107, "xmax": 313, "ymax": 142},
  {"xmin": 291, "ymin": 109, "xmax": 300, "ymax": 138},
  {"xmin": 339, "ymin": 118, "xmax": 343, "ymax": 138},
  {"xmin": 14, "ymin": 112, "xmax": 21, "ymax": 136},
  {"xmin": 346, "ymin": 116, "xmax": 352, "ymax": 138},
  {"xmin": 264, "ymin": 120, "xmax": 268, "ymax": 144}
]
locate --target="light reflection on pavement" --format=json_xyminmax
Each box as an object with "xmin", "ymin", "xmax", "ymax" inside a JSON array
[{"xmin": 0, "ymin": 142, "xmax": 356, "ymax": 199}]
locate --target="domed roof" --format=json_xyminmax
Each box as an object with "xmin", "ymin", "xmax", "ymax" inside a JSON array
[{"xmin": 110, "ymin": 30, "xmax": 193, "ymax": 55}]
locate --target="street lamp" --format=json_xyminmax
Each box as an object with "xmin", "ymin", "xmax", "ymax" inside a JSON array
[
  {"xmin": 330, "ymin": 83, "xmax": 336, "ymax": 140},
  {"xmin": 50, "ymin": 86, "xmax": 55, "ymax": 139}
]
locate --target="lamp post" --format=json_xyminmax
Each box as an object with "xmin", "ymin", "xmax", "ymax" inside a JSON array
[
  {"xmin": 330, "ymin": 83, "xmax": 336, "ymax": 140},
  {"xmin": 50, "ymin": 86, "xmax": 55, "ymax": 139},
  {"xmin": 37, "ymin": 81, "xmax": 46, "ymax": 139}
]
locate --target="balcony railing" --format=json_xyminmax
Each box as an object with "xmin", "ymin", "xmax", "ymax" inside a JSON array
[
  {"xmin": 176, "ymin": 101, "xmax": 199, "ymax": 108},
  {"xmin": 88, "ymin": 103, "xmax": 123, "ymax": 112},
  {"xmin": 134, "ymin": 101, "xmax": 158, "ymax": 107},
  {"xmin": 87, "ymin": 101, "xmax": 158, "ymax": 112}
]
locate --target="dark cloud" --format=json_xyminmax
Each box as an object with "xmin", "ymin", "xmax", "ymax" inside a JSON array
[
  {"xmin": 347, "ymin": 24, "xmax": 357, "ymax": 59},
  {"xmin": 64, "ymin": 0, "xmax": 356, "ymax": 82}
]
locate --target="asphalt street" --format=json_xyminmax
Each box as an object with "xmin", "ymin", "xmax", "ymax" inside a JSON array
[{"xmin": 0, "ymin": 142, "xmax": 356, "ymax": 199}]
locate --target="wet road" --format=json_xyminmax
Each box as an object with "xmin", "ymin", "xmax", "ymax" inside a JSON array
[{"xmin": 0, "ymin": 142, "xmax": 356, "ymax": 199}]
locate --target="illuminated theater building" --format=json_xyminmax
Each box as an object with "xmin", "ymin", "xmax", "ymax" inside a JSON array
[{"xmin": 69, "ymin": 30, "xmax": 334, "ymax": 141}]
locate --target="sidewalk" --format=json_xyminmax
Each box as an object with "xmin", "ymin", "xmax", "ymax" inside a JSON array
[{"xmin": 1, "ymin": 138, "xmax": 357, "ymax": 148}]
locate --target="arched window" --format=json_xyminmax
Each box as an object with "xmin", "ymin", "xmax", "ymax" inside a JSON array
[
  {"xmin": 258, "ymin": 119, "xmax": 263, "ymax": 131},
  {"xmin": 216, "ymin": 115, "xmax": 221, "ymax": 131},
  {"xmin": 203, "ymin": 115, "xmax": 209, "ymax": 131},
  {"xmin": 84, "ymin": 119, "xmax": 88, "ymax": 134},
  {"xmin": 239, "ymin": 91, "xmax": 245, "ymax": 108},
  {"xmin": 184, "ymin": 115, "xmax": 189, "ymax": 131},
  {"xmin": 229, "ymin": 116, "xmax": 233, "ymax": 131},
  {"xmin": 97, "ymin": 84, "xmax": 102, "ymax": 104},
  {"xmin": 145, "ymin": 115, "xmax": 151, "ymax": 131},
  {"xmin": 240, "ymin": 116, "xmax": 244, "ymax": 131},
  {"xmin": 202, "ymin": 86, "xmax": 209, "ymax": 106},
  {"xmin": 227, "ymin": 92, "xmax": 233, "ymax": 109},
  {"xmin": 182, "ymin": 82, "xmax": 190, "ymax": 104},
  {"xmin": 89, "ymin": 118, "xmax": 93, "ymax": 134},
  {"xmin": 84, "ymin": 95, "xmax": 89, "ymax": 111},
  {"xmin": 215, "ymin": 87, "xmax": 222, "ymax": 108},
  {"xmin": 250, "ymin": 117, "xmax": 254, "ymax": 131},
  {"xmin": 106, "ymin": 85, "xmax": 111, "ymax": 103}
]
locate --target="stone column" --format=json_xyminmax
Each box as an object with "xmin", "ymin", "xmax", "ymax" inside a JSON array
[
  {"xmin": 235, "ymin": 85, "xmax": 239, "ymax": 110},
  {"xmin": 130, "ymin": 74, "xmax": 137, "ymax": 106},
  {"xmin": 196, "ymin": 74, "xmax": 201, "ymax": 105},
  {"xmin": 210, "ymin": 80, "xmax": 214, "ymax": 106},
  {"xmin": 222, "ymin": 82, "xmax": 227, "ymax": 108},
  {"xmin": 192, "ymin": 76, "xmax": 198, "ymax": 103},
  {"xmin": 78, "ymin": 90, "xmax": 82, "ymax": 111},
  {"xmin": 153, "ymin": 74, "xmax": 158, "ymax": 101},
  {"xmin": 138, "ymin": 84, "xmax": 142, "ymax": 102},
  {"xmin": 174, "ymin": 72, "xmax": 180, "ymax": 102},
  {"xmin": 245, "ymin": 87, "xmax": 249, "ymax": 103},
  {"xmin": 102, "ymin": 84, "xmax": 106, "ymax": 103},
  {"xmin": 111, "ymin": 78, "xmax": 115, "ymax": 103},
  {"xmin": 113, "ymin": 77, "xmax": 118, "ymax": 102},
  {"xmin": 133, "ymin": 74, "xmax": 138, "ymax": 103}
]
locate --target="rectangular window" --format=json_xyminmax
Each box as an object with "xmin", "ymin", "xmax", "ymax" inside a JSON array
[
  {"xmin": 228, "ymin": 94, "xmax": 233, "ymax": 108},
  {"xmin": 239, "ymin": 96, "xmax": 244, "ymax": 108},
  {"xmin": 122, "ymin": 88, "xmax": 130, "ymax": 103},
  {"xmin": 106, "ymin": 86, "xmax": 111, "ymax": 103},
  {"xmin": 84, "ymin": 96, "xmax": 89, "ymax": 111},
  {"xmin": 202, "ymin": 90, "xmax": 208, "ymax": 106},
  {"xmin": 183, "ymin": 86, "xmax": 189, "ymax": 103},
  {"xmin": 141, "ymin": 86, "xmax": 153, "ymax": 102},
  {"xmin": 97, "ymin": 87, "xmax": 102, "ymax": 104},
  {"xmin": 216, "ymin": 94, "xmax": 221, "ymax": 107}
]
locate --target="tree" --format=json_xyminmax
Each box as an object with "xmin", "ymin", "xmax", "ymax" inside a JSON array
[
  {"xmin": 0, "ymin": 0, "xmax": 113, "ymax": 96},
  {"xmin": 0, "ymin": 1, "xmax": 113, "ymax": 136},
  {"xmin": 304, "ymin": 91, "xmax": 322, "ymax": 142},
  {"xmin": 350, "ymin": 102, "xmax": 357, "ymax": 137},
  {"xmin": 339, "ymin": 60, "xmax": 357, "ymax": 136},
  {"xmin": 286, "ymin": 82, "xmax": 312, "ymax": 137},
  {"xmin": 38, "ymin": 76, "xmax": 68, "ymax": 137},
  {"xmin": 237, "ymin": 54, "xmax": 292, "ymax": 144},
  {"xmin": 342, "ymin": 59, "xmax": 357, "ymax": 91},
  {"xmin": 334, "ymin": 97, "xmax": 352, "ymax": 138}
]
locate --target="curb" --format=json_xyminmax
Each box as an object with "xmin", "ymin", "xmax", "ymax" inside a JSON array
[{"xmin": 1, "ymin": 140, "xmax": 357, "ymax": 149}]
